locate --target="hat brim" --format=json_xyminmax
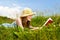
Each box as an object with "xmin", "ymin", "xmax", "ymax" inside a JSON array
[{"xmin": 20, "ymin": 13, "xmax": 35, "ymax": 17}]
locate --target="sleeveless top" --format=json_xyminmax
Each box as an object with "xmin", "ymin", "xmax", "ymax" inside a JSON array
[{"xmin": 16, "ymin": 18, "xmax": 30, "ymax": 28}]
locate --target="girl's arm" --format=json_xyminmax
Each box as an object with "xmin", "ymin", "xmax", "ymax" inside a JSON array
[{"xmin": 16, "ymin": 18, "xmax": 24, "ymax": 29}]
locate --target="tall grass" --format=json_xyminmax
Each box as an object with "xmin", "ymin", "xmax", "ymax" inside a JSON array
[{"xmin": 0, "ymin": 16, "xmax": 60, "ymax": 40}]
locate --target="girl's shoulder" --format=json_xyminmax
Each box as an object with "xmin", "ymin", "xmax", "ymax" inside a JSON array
[
  {"xmin": 16, "ymin": 17, "xmax": 21, "ymax": 21},
  {"xmin": 15, "ymin": 17, "xmax": 22, "ymax": 25}
]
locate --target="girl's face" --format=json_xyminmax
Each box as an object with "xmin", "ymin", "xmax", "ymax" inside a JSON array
[{"xmin": 27, "ymin": 15, "xmax": 32, "ymax": 21}]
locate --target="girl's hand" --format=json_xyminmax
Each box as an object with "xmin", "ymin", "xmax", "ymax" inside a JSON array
[{"xmin": 30, "ymin": 27, "xmax": 39, "ymax": 30}]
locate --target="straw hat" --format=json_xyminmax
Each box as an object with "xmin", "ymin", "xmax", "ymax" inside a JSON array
[{"xmin": 20, "ymin": 8, "xmax": 35, "ymax": 17}]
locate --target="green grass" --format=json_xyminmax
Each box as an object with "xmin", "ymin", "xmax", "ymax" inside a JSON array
[
  {"xmin": 0, "ymin": 16, "xmax": 14, "ymax": 24},
  {"xmin": 0, "ymin": 16, "xmax": 60, "ymax": 40}
]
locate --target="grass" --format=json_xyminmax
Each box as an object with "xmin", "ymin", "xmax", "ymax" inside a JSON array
[
  {"xmin": 0, "ymin": 15, "xmax": 60, "ymax": 40},
  {"xmin": 0, "ymin": 16, "xmax": 14, "ymax": 24}
]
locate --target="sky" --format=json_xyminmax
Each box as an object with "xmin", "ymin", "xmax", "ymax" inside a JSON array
[{"xmin": 0, "ymin": 0, "xmax": 60, "ymax": 19}]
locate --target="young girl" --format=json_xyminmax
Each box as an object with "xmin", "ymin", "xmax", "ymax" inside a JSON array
[
  {"xmin": 1, "ymin": 8, "xmax": 53, "ymax": 30},
  {"xmin": 16, "ymin": 8, "xmax": 39, "ymax": 30}
]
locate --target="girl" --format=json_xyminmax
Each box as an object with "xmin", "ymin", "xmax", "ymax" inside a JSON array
[{"xmin": 16, "ymin": 8, "xmax": 39, "ymax": 30}]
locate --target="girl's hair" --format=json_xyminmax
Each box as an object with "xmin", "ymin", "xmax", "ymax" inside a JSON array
[{"xmin": 21, "ymin": 17, "xmax": 30, "ymax": 28}]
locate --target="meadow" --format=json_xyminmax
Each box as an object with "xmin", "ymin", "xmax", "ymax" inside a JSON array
[{"xmin": 0, "ymin": 15, "xmax": 60, "ymax": 40}]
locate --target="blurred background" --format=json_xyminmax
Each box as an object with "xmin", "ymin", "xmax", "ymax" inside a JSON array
[{"xmin": 0, "ymin": 0, "xmax": 60, "ymax": 19}]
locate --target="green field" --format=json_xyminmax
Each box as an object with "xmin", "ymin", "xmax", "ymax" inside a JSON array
[{"xmin": 0, "ymin": 15, "xmax": 60, "ymax": 40}]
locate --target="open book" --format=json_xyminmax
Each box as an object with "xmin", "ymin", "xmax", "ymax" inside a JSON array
[
  {"xmin": 42, "ymin": 18, "xmax": 53, "ymax": 26},
  {"xmin": 31, "ymin": 18, "xmax": 53, "ymax": 30}
]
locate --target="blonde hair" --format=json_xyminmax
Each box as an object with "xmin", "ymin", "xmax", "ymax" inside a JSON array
[{"xmin": 21, "ymin": 17, "xmax": 30, "ymax": 28}]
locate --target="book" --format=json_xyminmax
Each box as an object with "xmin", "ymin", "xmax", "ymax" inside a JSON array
[
  {"xmin": 31, "ymin": 18, "xmax": 53, "ymax": 30},
  {"xmin": 43, "ymin": 18, "xmax": 53, "ymax": 26}
]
